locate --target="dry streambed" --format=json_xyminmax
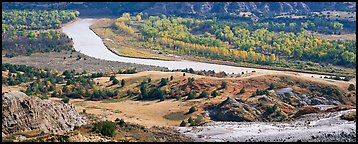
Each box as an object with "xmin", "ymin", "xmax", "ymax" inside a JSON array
[{"xmin": 177, "ymin": 109, "xmax": 356, "ymax": 142}]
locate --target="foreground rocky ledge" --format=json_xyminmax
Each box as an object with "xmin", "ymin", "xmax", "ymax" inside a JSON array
[
  {"xmin": 2, "ymin": 91, "xmax": 85, "ymax": 136},
  {"xmin": 177, "ymin": 109, "xmax": 356, "ymax": 142}
]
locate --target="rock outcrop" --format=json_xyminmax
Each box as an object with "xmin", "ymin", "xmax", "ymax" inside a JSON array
[
  {"xmin": 2, "ymin": 91, "xmax": 85, "ymax": 135},
  {"xmin": 208, "ymin": 97, "xmax": 262, "ymax": 122}
]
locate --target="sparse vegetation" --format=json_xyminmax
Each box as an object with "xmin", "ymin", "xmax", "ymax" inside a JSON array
[
  {"xmin": 348, "ymin": 84, "xmax": 355, "ymax": 91},
  {"xmin": 92, "ymin": 121, "xmax": 117, "ymax": 137}
]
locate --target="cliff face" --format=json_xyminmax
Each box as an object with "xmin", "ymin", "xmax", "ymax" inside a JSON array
[{"xmin": 2, "ymin": 91, "xmax": 85, "ymax": 136}]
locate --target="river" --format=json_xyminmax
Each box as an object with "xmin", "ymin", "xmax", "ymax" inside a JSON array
[{"xmin": 62, "ymin": 19, "xmax": 335, "ymax": 78}]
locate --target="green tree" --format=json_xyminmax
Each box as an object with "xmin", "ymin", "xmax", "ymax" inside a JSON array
[
  {"xmin": 62, "ymin": 96, "xmax": 69, "ymax": 103},
  {"xmin": 348, "ymin": 84, "xmax": 355, "ymax": 91},
  {"xmin": 160, "ymin": 78, "xmax": 168, "ymax": 86},
  {"xmin": 93, "ymin": 121, "xmax": 117, "ymax": 137},
  {"xmin": 211, "ymin": 90, "xmax": 218, "ymax": 97},
  {"xmin": 221, "ymin": 81, "xmax": 227, "ymax": 89},
  {"xmin": 268, "ymin": 82, "xmax": 275, "ymax": 90},
  {"xmin": 188, "ymin": 106, "xmax": 196, "ymax": 113},
  {"xmin": 187, "ymin": 91, "xmax": 197, "ymax": 100},
  {"xmin": 239, "ymin": 88, "xmax": 245, "ymax": 94},
  {"xmin": 199, "ymin": 90, "xmax": 209, "ymax": 98},
  {"xmin": 180, "ymin": 120, "xmax": 187, "ymax": 127},
  {"xmin": 112, "ymin": 78, "xmax": 119, "ymax": 85},
  {"xmin": 121, "ymin": 79, "xmax": 125, "ymax": 87}
]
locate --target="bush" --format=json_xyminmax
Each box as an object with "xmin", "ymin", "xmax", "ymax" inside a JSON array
[
  {"xmin": 188, "ymin": 106, "xmax": 196, "ymax": 113},
  {"xmin": 62, "ymin": 96, "xmax": 69, "ymax": 103},
  {"xmin": 183, "ymin": 73, "xmax": 186, "ymax": 76},
  {"xmin": 348, "ymin": 84, "xmax": 355, "ymax": 91},
  {"xmin": 160, "ymin": 78, "xmax": 168, "ymax": 86},
  {"xmin": 187, "ymin": 91, "xmax": 196, "ymax": 100},
  {"xmin": 175, "ymin": 95, "xmax": 181, "ymax": 100},
  {"xmin": 93, "ymin": 121, "xmax": 117, "ymax": 137},
  {"xmin": 239, "ymin": 88, "xmax": 245, "ymax": 94},
  {"xmin": 221, "ymin": 81, "xmax": 227, "ymax": 89},
  {"xmin": 112, "ymin": 78, "xmax": 119, "ymax": 85},
  {"xmin": 170, "ymin": 75, "xmax": 174, "ymax": 81},
  {"xmin": 180, "ymin": 120, "xmax": 187, "ymax": 127},
  {"xmin": 211, "ymin": 90, "xmax": 218, "ymax": 97},
  {"xmin": 121, "ymin": 79, "xmax": 125, "ymax": 87},
  {"xmin": 148, "ymin": 88, "xmax": 164, "ymax": 99},
  {"xmin": 109, "ymin": 76, "xmax": 115, "ymax": 81},
  {"xmin": 199, "ymin": 90, "xmax": 209, "ymax": 98},
  {"xmin": 115, "ymin": 118, "xmax": 125, "ymax": 126},
  {"xmin": 148, "ymin": 78, "xmax": 151, "ymax": 83},
  {"xmin": 188, "ymin": 117, "xmax": 193, "ymax": 123},
  {"xmin": 126, "ymin": 90, "xmax": 132, "ymax": 96},
  {"xmin": 268, "ymin": 82, "xmax": 275, "ymax": 90},
  {"xmin": 40, "ymin": 94, "xmax": 48, "ymax": 100}
]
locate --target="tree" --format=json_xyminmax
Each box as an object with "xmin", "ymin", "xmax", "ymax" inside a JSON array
[
  {"xmin": 62, "ymin": 96, "xmax": 69, "ymax": 103},
  {"xmin": 187, "ymin": 91, "xmax": 197, "ymax": 100},
  {"xmin": 188, "ymin": 117, "xmax": 193, "ymax": 123},
  {"xmin": 199, "ymin": 90, "xmax": 209, "ymax": 98},
  {"xmin": 160, "ymin": 78, "xmax": 168, "ymax": 86},
  {"xmin": 140, "ymin": 82, "xmax": 147, "ymax": 99},
  {"xmin": 112, "ymin": 78, "xmax": 119, "ymax": 85},
  {"xmin": 221, "ymin": 81, "xmax": 227, "ymax": 89},
  {"xmin": 110, "ymin": 75, "xmax": 115, "ymax": 81},
  {"xmin": 93, "ymin": 121, "xmax": 116, "ymax": 137},
  {"xmin": 126, "ymin": 90, "xmax": 132, "ymax": 96},
  {"xmin": 348, "ymin": 84, "xmax": 355, "ymax": 91},
  {"xmin": 268, "ymin": 82, "xmax": 275, "ymax": 90},
  {"xmin": 180, "ymin": 120, "xmax": 187, "ymax": 127},
  {"xmin": 239, "ymin": 88, "xmax": 245, "ymax": 94},
  {"xmin": 211, "ymin": 90, "xmax": 218, "ymax": 97},
  {"xmin": 121, "ymin": 79, "xmax": 125, "ymax": 87},
  {"xmin": 188, "ymin": 106, "xmax": 196, "ymax": 113}
]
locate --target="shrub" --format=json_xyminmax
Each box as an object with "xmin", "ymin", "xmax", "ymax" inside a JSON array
[
  {"xmin": 180, "ymin": 120, "xmax": 187, "ymax": 127},
  {"xmin": 40, "ymin": 94, "xmax": 48, "ymax": 100},
  {"xmin": 121, "ymin": 79, "xmax": 125, "ymax": 87},
  {"xmin": 199, "ymin": 90, "xmax": 209, "ymax": 98},
  {"xmin": 211, "ymin": 90, "xmax": 218, "ymax": 97},
  {"xmin": 188, "ymin": 117, "xmax": 193, "ymax": 123},
  {"xmin": 126, "ymin": 90, "xmax": 132, "ymax": 96},
  {"xmin": 188, "ymin": 106, "xmax": 196, "ymax": 113},
  {"xmin": 93, "ymin": 121, "xmax": 116, "ymax": 137},
  {"xmin": 175, "ymin": 95, "xmax": 181, "ymax": 100},
  {"xmin": 268, "ymin": 82, "xmax": 275, "ymax": 90},
  {"xmin": 160, "ymin": 78, "xmax": 168, "ymax": 86},
  {"xmin": 187, "ymin": 91, "xmax": 196, "ymax": 100},
  {"xmin": 115, "ymin": 118, "xmax": 125, "ymax": 126},
  {"xmin": 239, "ymin": 88, "xmax": 245, "ymax": 94},
  {"xmin": 112, "ymin": 78, "xmax": 119, "ymax": 85},
  {"xmin": 109, "ymin": 76, "xmax": 115, "ymax": 81},
  {"xmin": 62, "ymin": 96, "xmax": 69, "ymax": 103},
  {"xmin": 221, "ymin": 81, "xmax": 227, "ymax": 89},
  {"xmin": 148, "ymin": 88, "xmax": 164, "ymax": 99},
  {"xmin": 170, "ymin": 75, "xmax": 174, "ymax": 81},
  {"xmin": 148, "ymin": 78, "xmax": 151, "ymax": 83},
  {"xmin": 183, "ymin": 73, "xmax": 186, "ymax": 76},
  {"xmin": 348, "ymin": 84, "xmax": 355, "ymax": 91}
]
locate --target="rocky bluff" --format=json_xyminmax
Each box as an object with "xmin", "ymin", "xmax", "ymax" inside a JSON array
[{"xmin": 2, "ymin": 91, "xmax": 85, "ymax": 136}]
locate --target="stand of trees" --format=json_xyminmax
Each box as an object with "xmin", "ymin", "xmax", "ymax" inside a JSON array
[{"xmin": 2, "ymin": 10, "xmax": 79, "ymax": 57}]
